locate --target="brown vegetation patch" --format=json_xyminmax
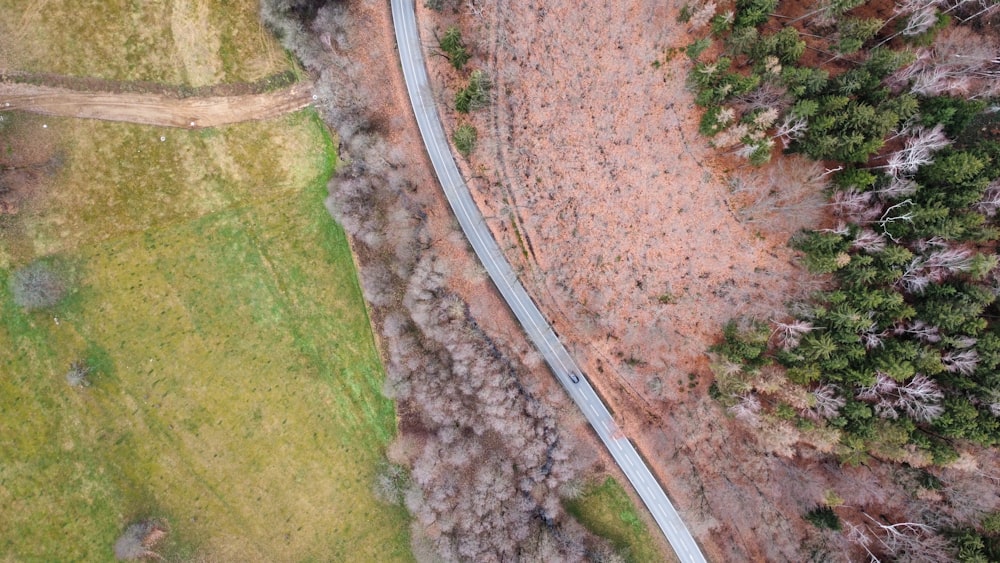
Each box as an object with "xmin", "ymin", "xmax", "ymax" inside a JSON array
[
  {"xmin": 0, "ymin": 112, "xmax": 60, "ymax": 221},
  {"xmin": 432, "ymin": 4, "xmax": 810, "ymax": 391},
  {"xmin": 408, "ymin": 1, "xmax": 826, "ymax": 558}
]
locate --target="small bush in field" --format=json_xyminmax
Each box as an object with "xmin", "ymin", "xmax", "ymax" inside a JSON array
[
  {"xmin": 65, "ymin": 361, "xmax": 92, "ymax": 388},
  {"xmin": 10, "ymin": 260, "xmax": 66, "ymax": 310}
]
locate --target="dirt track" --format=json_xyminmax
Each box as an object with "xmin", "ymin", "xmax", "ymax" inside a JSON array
[{"xmin": 0, "ymin": 79, "xmax": 314, "ymax": 128}]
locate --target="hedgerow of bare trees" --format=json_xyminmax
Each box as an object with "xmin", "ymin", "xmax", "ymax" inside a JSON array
[{"xmin": 260, "ymin": 1, "xmax": 602, "ymax": 559}]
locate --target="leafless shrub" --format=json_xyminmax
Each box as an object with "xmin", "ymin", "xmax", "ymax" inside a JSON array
[
  {"xmin": 66, "ymin": 361, "xmax": 92, "ymax": 388},
  {"xmin": 10, "ymin": 260, "xmax": 66, "ymax": 310},
  {"xmin": 386, "ymin": 254, "xmax": 592, "ymax": 558},
  {"xmin": 113, "ymin": 519, "xmax": 167, "ymax": 561},
  {"xmin": 260, "ymin": 2, "xmax": 624, "ymax": 558},
  {"xmin": 373, "ymin": 462, "xmax": 410, "ymax": 505}
]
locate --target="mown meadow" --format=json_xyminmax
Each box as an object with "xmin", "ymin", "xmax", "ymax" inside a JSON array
[{"xmin": 0, "ymin": 82, "xmax": 410, "ymax": 563}]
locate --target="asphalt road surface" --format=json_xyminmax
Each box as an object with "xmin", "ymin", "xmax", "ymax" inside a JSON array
[{"xmin": 391, "ymin": 2, "xmax": 707, "ymax": 562}]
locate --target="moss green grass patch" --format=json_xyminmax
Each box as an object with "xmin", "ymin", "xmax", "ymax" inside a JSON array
[
  {"xmin": 0, "ymin": 111, "xmax": 412, "ymax": 560},
  {"xmin": 0, "ymin": 0, "xmax": 293, "ymax": 86},
  {"xmin": 565, "ymin": 476, "xmax": 672, "ymax": 563}
]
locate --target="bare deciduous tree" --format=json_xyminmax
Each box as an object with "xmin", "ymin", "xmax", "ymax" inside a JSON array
[
  {"xmin": 808, "ymin": 384, "xmax": 846, "ymax": 420},
  {"xmin": 857, "ymin": 373, "xmax": 945, "ymax": 422},
  {"xmin": 889, "ymin": 26, "xmax": 1000, "ymax": 98},
  {"xmin": 894, "ymin": 320, "xmax": 942, "ymax": 343},
  {"xmin": 832, "ymin": 189, "xmax": 882, "ymax": 223},
  {"xmin": 859, "ymin": 513, "xmax": 955, "ymax": 562},
  {"xmin": 851, "ymin": 229, "xmax": 888, "ymax": 254},
  {"xmin": 876, "ymin": 125, "xmax": 951, "ymax": 180},
  {"xmin": 942, "ymin": 348, "xmax": 979, "ymax": 375},
  {"xmin": 729, "ymin": 393, "xmax": 762, "ymax": 424},
  {"xmin": 774, "ymin": 319, "xmax": 815, "ymax": 350},
  {"xmin": 773, "ymin": 115, "xmax": 809, "ymax": 149},
  {"xmin": 689, "ymin": 1, "xmax": 718, "ymax": 30},
  {"xmin": 973, "ymin": 180, "xmax": 1000, "ymax": 216}
]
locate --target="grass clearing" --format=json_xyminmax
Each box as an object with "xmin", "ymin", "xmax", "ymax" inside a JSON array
[
  {"xmin": 0, "ymin": 0, "xmax": 293, "ymax": 86},
  {"xmin": 0, "ymin": 110, "xmax": 412, "ymax": 561},
  {"xmin": 565, "ymin": 476, "xmax": 670, "ymax": 563}
]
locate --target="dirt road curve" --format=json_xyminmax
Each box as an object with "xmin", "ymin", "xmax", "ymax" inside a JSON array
[{"xmin": 0, "ymin": 80, "xmax": 314, "ymax": 128}]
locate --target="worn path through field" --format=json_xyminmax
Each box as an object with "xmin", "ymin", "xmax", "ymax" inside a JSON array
[{"xmin": 0, "ymin": 78, "xmax": 314, "ymax": 128}]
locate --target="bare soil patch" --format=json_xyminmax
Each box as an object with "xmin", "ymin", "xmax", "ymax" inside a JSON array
[{"xmin": 0, "ymin": 79, "xmax": 314, "ymax": 129}]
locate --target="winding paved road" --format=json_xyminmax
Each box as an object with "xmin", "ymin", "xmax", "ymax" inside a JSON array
[{"xmin": 391, "ymin": 2, "xmax": 707, "ymax": 561}]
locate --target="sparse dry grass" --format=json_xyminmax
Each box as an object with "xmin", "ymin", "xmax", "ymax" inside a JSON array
[
  {"xmin": 0, "ymin": 0, "xmax": 290, "ymax": 86},
  {"xmin": 0, "ymin": 111, "xmax": 413, "ymax": 561}
]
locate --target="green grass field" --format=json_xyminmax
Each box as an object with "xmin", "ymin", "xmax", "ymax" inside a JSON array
[
  {"xmin": 565, "ymin": 476, "xmax": 671, "ymax": 563},
  {"xmin": 0, "ymin": 111, "xmax": 412, "ymax": 561},
  {"xmin": 0, "ymin": 0, "xmax": 293, "ymax": 86}
]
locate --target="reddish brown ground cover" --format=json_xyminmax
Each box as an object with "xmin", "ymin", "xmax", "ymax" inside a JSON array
[
  {"xmin": 325, "ymin": 0, "xmax": 1000, "ymax": 559},
  {"xmin": 409, "ymin": 1, "xmax": 824, "ymax": 559},
  {"xmin": 409, "ymin": 1, "xmax": 1000, "ymax": 560}
]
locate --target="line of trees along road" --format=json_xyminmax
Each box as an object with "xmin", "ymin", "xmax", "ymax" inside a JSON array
[{"xmin": 260, "ymin": 1, "xmax": 621, "ymax": 560}]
